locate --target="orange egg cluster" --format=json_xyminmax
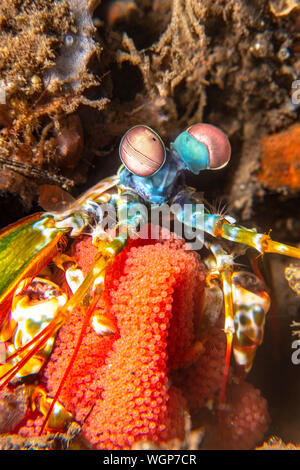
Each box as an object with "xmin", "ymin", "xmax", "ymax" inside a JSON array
[
  {"xmin": 15, "ymin": 230, "xmax": 270, "ymax": 449},
  {"xmin": 213, "ymin": 382, "xmax": 270, "ymax": 450},
  {"xmin": 82, "ymin": 238, "xmax": 205, "ymax": 449},
  {"xmin": 23, "ymin": 233, "xmax": 204, "ymax": 448},
  {"xmin": 177, "ymin": 320, "xmax": 226, "ymax": 411}
]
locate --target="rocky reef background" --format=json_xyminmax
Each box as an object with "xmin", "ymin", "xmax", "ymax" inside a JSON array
[{"xmin": 1, "ymin": 0, "xmax": 300, "ymax": 448}]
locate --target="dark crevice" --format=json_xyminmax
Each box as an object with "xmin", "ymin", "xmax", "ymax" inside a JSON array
[{"xmin": 111, "ymin": 61, "xmax": 144, "ymax": 101}]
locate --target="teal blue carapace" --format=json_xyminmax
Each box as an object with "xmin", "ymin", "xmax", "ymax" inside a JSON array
[{"xmin": 171, "ymin": 131, "xmax": 210, "ymax": 175}]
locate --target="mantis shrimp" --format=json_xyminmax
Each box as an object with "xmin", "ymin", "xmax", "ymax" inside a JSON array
[{"xmin": 0, "ymin": 123, "xmax": 299, "ymax": 435}]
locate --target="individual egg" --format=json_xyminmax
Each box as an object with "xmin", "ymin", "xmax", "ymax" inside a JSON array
[{"xmin": 119, "ymin": 125, "xmax": 166, "ymax": 177}]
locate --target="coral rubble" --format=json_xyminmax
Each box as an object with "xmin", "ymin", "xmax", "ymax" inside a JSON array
[
  {"xmin": 0, "ymin": 0, "xmax": 105, "ymax": 212},
  {"xmin": 257, "ymin": 436, "xmax": 300, "ymax": 450}
]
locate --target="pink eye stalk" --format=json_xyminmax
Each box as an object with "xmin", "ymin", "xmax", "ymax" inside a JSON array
[{"xmin": 119, "ymin": 125, "xmax": 166, "ymax": 177}]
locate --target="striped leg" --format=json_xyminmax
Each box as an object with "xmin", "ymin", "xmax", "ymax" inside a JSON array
[
  {"xmin": 205, "ymin": 242, "xmax": 271, "ymax": 404},
  {"xmin": 203, "ymin": 213, "xmax": 300, "ymax": 259},
  {"xmin": 206, "ymin": 243, "xmax": 235, "ymax": 404},
  {"xmin": 171, "ymin": 189, "xmax": 300, "ymax": 259}
]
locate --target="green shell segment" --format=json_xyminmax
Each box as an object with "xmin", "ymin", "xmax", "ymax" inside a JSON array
[{"xmin": 0, "ymin": 214, "xmax": 63, "ymax": 304}]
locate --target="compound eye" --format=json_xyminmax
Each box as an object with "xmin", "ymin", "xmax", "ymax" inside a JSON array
[
  {"xmin": 187, "ymin": 123, "xmax": 231, "ymax": 169},
  {"xmin": 119, "ymin": 125, "xmax": 166, "ymax": 177}
]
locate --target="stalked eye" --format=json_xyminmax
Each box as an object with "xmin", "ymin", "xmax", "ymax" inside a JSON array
[
  {"xmin": 119, "ymin": 125, "xmax": 166, "ymax": 177},
  {"xmin": 171, "ymin": 123, "xmax": 231, "ymax": 174},
  {"xmin": 186, "ymin": 123, "xmax": 231, "ymax": 170}
]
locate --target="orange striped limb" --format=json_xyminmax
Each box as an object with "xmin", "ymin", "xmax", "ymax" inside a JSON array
[
  {"xmin": 205, "ymin": 214, "xmax": 300, "ymax": 260},
  {"xmin": 219, "ymin": 268, "xmax": 234, "ymax": 405},
  {"xmin": 207, "ymin": 243, "xmax": 271, "ymax": 405},
  {"xmin": 206, "ymin": 243, "xmax": 234, "ymax": 404},
  {"xmin": 259, "ymin": 237, "xmax": 300, "ymax": 259}
]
